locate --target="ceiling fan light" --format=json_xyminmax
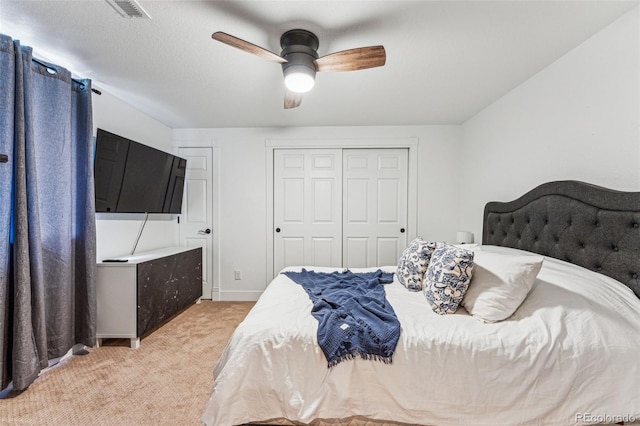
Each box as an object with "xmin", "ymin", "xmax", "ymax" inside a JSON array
[{"xmin": 284, "ymin": 65, "xmax": 315, "ymax": 93}]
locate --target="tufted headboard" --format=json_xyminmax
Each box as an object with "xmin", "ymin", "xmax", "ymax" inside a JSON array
[{"xmin": 482, "ymin": 181, "xmax": 640, "ymax": 299}]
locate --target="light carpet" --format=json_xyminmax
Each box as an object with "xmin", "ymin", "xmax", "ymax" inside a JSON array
[{"xmin": 1, "ymin": 301, "xmax": 254, "ymax": 426}]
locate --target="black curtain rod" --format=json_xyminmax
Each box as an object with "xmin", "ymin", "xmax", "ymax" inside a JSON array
[{"xmin": 31, "ymin": 57, "xmax": 102, "ymax": 95}]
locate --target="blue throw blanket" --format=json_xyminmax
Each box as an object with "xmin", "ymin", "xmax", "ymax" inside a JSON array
[{"xmin": 282, "ymin": 269, "xmax": 400, "ymax": 367}]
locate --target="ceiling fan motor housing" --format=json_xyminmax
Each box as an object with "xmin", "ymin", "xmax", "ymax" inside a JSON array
[{"xmin": 280, "ymin": 29, "xmax": 319, "ymax": 77}]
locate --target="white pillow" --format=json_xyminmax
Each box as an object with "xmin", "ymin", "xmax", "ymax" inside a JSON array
[{"xmin": 461, "ymin": 251, "xmax": 543, "ymax": 322}]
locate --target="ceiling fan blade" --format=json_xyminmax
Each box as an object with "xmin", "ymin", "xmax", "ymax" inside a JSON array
[
  {"xmin": 315, "ymin": 46, "xmax": 386, "ymax": 72},
  {"xmin": 212, "ymin": 32, "xmax": 287, "ymax": 64},
  {"xmin": 284, "ymin": 90, "xmax": 303, "ymax": 109}
]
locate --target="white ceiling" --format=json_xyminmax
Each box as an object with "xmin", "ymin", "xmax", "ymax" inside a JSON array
[{"xmin": 1, "ymin": 1, "xmax": 637, "ymax": 128}]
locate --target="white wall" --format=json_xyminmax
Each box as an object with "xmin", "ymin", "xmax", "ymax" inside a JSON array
[
  {"xmin": 174, "ymin": 125, "xmax": 461, "ymax": 300},
  {"xmin": 93, "ymin": 90, "xmax": 178, "ymax": 260},
  {"xmin": 459, "ymin": 7, "xmax": 640, "ymax": 239}
]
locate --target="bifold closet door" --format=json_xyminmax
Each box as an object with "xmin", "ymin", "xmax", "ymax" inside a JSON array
[
  {"xmin": 342, "ymin": 149, "xmax": 408, "ymax": 268},
  {"xmin": 273, "ymin": 149, "xmax": 343, "ymax": 274}
]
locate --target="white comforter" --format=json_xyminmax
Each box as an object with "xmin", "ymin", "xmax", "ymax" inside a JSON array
[{"xmin": 201, "ymin": 246, "xmax": 640, "ymax": 426}]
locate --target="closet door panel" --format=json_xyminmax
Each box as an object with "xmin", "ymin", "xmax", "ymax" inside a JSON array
[
  {"xmin": 343, "ymin": 149, "xmax": 408, "ymax": 268},
  {"xmin": 280, "ymin": 237, "xmax": 304, "ymax": 268},
  {"xmin": 312, "ymin": 178, "xmax": 336, "ymax": 222},
  {"xmin": 274, "ymin": 149, "xmax": 342, "ymax": 273},
  {"xmin": 311, "ymin": 237, "xmax": 335, "ymax": 266},
  {"xmin": 377, "ymin": 179, "xmax": 401, "ymax": 222},
  {"xmin": 283, "ymin": 178, "xmax": 304, "ymax": 223},
  {"xmin": 377, "ymin": 237, "xmax": 402, "ymax": 266},
  {"xmin": 346, "ymin": 179, "xmax": 369, "ymax": 222},
  {"xmin": 344, "ymin": 237, "xmax": 368, "ymax": 268}
]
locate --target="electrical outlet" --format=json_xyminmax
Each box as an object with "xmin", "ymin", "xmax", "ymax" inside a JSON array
[{"xmin": 234, "ymin": 270, "xmax": 242, "ymax": 280}]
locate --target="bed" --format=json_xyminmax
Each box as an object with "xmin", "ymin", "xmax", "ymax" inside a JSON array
[{"xmin": 201, "ymin": 181, "xmax": 640, "ymax": 426}]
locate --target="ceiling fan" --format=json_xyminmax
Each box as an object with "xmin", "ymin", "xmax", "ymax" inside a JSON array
[{"xmin": 212, "ymin": 29, "xmax": 386, "ymax": 109}]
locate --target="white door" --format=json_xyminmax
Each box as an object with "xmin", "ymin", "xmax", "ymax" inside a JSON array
[
  {"xmin": 273, "ymin": 148, "xmax": 408, "ymax": 272},
  {"xmin": 273, "ymin": 149, "xmax": 342, "ymax": 273},
  {"xmin": 343, "ymin": 149, "xmax": 408, "ymax": 268},
  {"xmin": 178, "ymin": 147, "xmax": 213, "ymax": 299}
]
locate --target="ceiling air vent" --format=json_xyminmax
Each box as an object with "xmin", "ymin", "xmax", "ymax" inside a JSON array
[{"xmin": 106, "ymin": 0, "xmax": 151, "ymax": 19}]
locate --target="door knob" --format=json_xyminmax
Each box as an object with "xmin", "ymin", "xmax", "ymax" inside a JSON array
[
  {"xmin": 0, "ymin": 154, "xmax": 7, "ymax": 163},
  {"xmin": 400, "ymin": 228, "xmax": 405, "ymax": 233},
  {"xmin": 198, "ymin": 228, "xmax": 211, "ymax": 235},
  {"xmin": 275, "ymin": 227, "xmax": 281, "ymax": 233}
]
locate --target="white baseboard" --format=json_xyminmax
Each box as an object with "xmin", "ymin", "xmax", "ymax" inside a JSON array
[{"xmin": 218, "ymin": 290, "xmax": 262, "ymax": 301}]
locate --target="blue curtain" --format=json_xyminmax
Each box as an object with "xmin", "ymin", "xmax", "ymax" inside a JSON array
[{"xmin": 0, "ymin": 34, "xmax": 96, "ymax": 392}]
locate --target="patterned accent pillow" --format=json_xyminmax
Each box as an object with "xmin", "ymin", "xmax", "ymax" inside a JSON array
[
  {"xmin": 396, "ymin": 238, "xmax": 438, "ymax": 291},
  {"xmin": 424, "ymin": 244, "xmax": 475, "ymax": 315}
]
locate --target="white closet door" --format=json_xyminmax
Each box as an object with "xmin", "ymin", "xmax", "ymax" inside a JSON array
[
  {"xmin": 273, "ymin": 149, "xmax": 343, "ymax": 273},
  {"xmin": 343, "ymin": 149, "xmax": 408, "ymax": 268}
]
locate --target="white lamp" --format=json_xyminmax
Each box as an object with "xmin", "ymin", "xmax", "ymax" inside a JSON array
[
  {"xmin": 283, "ymin": 65, "xmax": 315, "ymax": 93},
  {"xmin": 456, "ymin": 231, "xmax": 474, "ymax": 244}
]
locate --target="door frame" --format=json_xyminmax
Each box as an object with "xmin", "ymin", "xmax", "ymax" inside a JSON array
[{"xmin": 265, "ymin": 138, "xmax": 419, "ymax": 282}]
